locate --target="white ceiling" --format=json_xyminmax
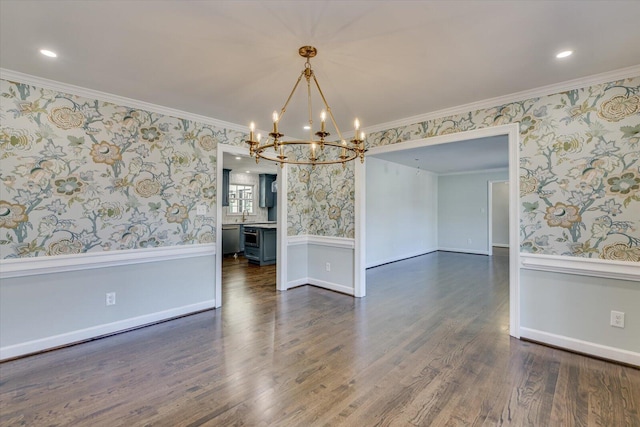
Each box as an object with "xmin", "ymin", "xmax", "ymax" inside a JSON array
[
  {"xmin": 2, "ymin": 1, "xmax": 639, "ymax": 173},
  {"xmin": 374, "ymin": 135, "xmax": 508, "ymax": 174},
  {"xmin": 223, "ymin": 152, "xmax": 279, "ymax": 175}
]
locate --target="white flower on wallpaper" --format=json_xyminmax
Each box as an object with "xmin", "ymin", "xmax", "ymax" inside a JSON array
[{"xmin": 0, "ymin": 80, "xmax": 246, "ymax": 258}]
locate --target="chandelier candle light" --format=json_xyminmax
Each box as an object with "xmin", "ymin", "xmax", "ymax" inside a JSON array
[{"xmin": 245, "ymin": 46, "xmax": 366, "ymax": 168}]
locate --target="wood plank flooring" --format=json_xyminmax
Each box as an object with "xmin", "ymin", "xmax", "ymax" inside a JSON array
[{"xmin": 1, "ymin": 251, "xmax": 638, "ymax": 426}]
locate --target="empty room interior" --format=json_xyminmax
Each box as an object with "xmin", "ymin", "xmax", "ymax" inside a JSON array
[{"xmin": 0, "ymin": 1, "xmax": 639, "ymax": 425}]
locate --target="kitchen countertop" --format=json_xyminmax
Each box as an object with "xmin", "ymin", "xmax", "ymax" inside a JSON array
[
  {"xmin": 243, "ymin": 223, "xmax": 277, "ymax": 229},
  {"xmin": 222, "ymin": 221, "xmax": 277, "ymax": 226}
]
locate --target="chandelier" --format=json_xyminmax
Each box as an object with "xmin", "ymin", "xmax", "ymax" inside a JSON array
[{"xmin": 245, "ymin": 46, "xmax": 366, "ymax": 168}]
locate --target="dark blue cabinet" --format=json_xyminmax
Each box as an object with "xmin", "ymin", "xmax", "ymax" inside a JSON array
[
  {"xmin": 222, "ymin": 169, "xmax": 231, "ymax": 207},
  {"xmin": 259, "ymin": 174, "xmax": 276, "ymax": 208},
  {"xmin": 244, "ymin": 227, "xmax": 276, "ymax": 266}
]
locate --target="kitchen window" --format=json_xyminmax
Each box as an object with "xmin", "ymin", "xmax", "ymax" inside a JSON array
[{"xmin": 229, "ymin": 184, "xmax": 254, "ymax": 214}]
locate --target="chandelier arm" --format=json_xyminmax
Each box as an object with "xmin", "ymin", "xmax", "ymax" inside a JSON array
[
  {"xmin": 245, "ymin": 46, "xmax": 365, "ymax": 168},
  {"xmin": 311, "ymin": 73, "xmax": 345, "ymax": 143},
  {"xmin": 279, "ymin": 70, "xmax": 307, "ymax": 123}
]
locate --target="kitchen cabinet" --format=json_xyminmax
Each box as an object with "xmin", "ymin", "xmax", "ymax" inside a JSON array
[
  {"xmin": 259, "ymin": 174, "xmax": 276, "ymax": 208},
  {"xmin": 222, "ymin": 168, "xmax": 231, "ymax": 207},
  {"xmin": 261, "ymin": 228, "xmax": 277, "ymax": 263},
  {"xmin": 222, "ymin": 224, "xmax": 240, "ymax": 255},
  {"xmin": 243, "ymin": 225, "xmax": 276, "ymax": 266}
]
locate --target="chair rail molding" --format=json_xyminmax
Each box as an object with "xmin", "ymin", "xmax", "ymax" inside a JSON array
[
  {"xmin": 0, "ymin": 243, "xmax": 216, "ymax": 279},
  {"xmin": 287, "ymin": 235, "xmax": 355, "ymax": 249},
  {"xmin": 520, "ymin": 253, "xmax": 640, "ymax": 282}
]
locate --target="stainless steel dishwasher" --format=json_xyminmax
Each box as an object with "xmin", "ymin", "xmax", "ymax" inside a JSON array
[{"xmin": 222, "ymin": 225, "xmax": 240, "ymax": 255}]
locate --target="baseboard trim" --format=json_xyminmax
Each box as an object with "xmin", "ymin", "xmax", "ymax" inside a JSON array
[
  {"xmin": 308, "ymin": 278, "xmax": 354, "ymax": 296},
  {"xmin": 0, "ymin": 300, "xmax": 216, "ymax": 361},
  {"xmin": 520, "ymin": 327, "xmax": 639, "ymax": 367},
  {"xmin": 520, "ymin": 254, "xmax": 640, "ymax": 282},
  {"xmin": 366, "ymin": 248, "xmax": 438, "ymax": 269},
  {"xmin": 286, "ymin": 277, "xmax": 354, "ymax": 296},
  {"xmin": 438, "ymin": 247, "xmax": 490, "ymax": 256},
  {"xmin": 0, "ymin": 244, "xmax": 215, "ymax": 279},
  {"xmin": 287, "ymin": 278, "xmax": 309, "ymax": 289},
  {"xmin": 493, "ymin": 244, "xmax": 509, "ymax": 248}
]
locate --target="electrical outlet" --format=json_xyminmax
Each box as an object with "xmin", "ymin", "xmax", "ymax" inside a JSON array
[
  {"xmin": 326, "ymin": 262, "xmax": 331, "ymax": 272},
  {"xmin": 467, "ymin": 238, "xmax": 472, "ymax": 245},
  {"xmin": 196, "ymin": 205, "xmax": 207, "ymax": 216},
  {"xmin": 106, "ymin": 292, "xmax": 116, "ymax": 306},
  {"xmin": 610, "ymin": 311, "xmax": 624, "ymax": 328}
]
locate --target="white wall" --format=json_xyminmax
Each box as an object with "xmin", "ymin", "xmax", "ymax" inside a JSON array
[
  {"xmin": 287, "ymin": 238, "xmax": 356, "ymax": 295},
  {"xmin": 287, "ymin": 242, "xmax": 308, "ymax": 287},
  {"xmin": 491, "ymin": 181, "xmax": 510, "ymax": 247},
  {"xmin": 366, "ymin": 157, "xmax": 438, "ymax": 268},
  {"xmin": 1, "ymin": 250, "xmax": 216, "ymax": 360},
  {"xmin": 438, "ymin": 169, "xmax": 508, "ymax": 254},
  {"xmin": 520, "ymin": 268, "xmax": 640, "ymax": 365}
]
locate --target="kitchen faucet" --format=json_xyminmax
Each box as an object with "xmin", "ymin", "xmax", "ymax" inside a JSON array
[{"xmin": 242, "ymin": 210, "xmax": 247, "ymax": 222}]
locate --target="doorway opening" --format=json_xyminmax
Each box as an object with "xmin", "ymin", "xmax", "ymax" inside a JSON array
[
  {"xmin": 216, "ymin": 144, "xmax": 283, "ymax": 307},
  {"xmin": 355, "ymin": 123, "xmax": 520, "ymax": 337}
]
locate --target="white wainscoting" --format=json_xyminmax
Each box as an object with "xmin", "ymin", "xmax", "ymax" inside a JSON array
[
  {"xmin": 0, "ymin": 245, "xmax": 216, "ymax": 361},
  {"xmin": 287, "ymin": 235, "xmax": 355, "ymax": 295},
  {"xmin": 519, "ymin": 255, "xmax": 639, "ymax": 367},
  {"xmin": 0, "ymin": 300, "xmax": 215, "ymax": 361}
]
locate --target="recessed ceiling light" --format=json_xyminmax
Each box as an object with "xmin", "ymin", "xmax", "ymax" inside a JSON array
[
  {"xmin": 556, "ymin": 50, "xmax": 573, "ymax": 59},
  {"xmin": 303, "ymin": 125, "xmax": 311, "ymax": 130},
  {"xmin": 235, "ymin": 157, "xmax": 242, "ymax": 160},
  {"xmin": 40, "ymin": 49, "xmax": 57, "ymax": 58},
  {"xmin": 245, "ymin": 170, "xmax": 251, "ymax": 173}
]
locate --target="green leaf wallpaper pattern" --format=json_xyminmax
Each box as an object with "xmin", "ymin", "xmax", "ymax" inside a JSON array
[
  {"xmin": 286, "ymin": 76, "xmax": 640, "ymax": 260},
  {"xmin": 0, "ymin": 80, "xmax": 246, "ymax": 258}
]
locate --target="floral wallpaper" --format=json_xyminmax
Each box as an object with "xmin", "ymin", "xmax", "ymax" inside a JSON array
[
  {"xmin": 288, "ymin": 75, "xmax": 640, "ymax": 260},
  {"xmin": 287, "ymin": 162, "xmax": 355, "ymax": 238},
  {"xmin": 0, "ymin": 79, "xmax": 246, "ymax": 259},
  {"xmin": 3, "ymin": 74, "xmax": 638, "ymax": 261}
]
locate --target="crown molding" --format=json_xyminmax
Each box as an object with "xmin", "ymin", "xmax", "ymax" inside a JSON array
[
  {"xmin": 364, "ymin": 64, "xmax": 640, "ymax": 135},
  {"xmin": 0, "ymin": 68, "xmax": 248, "ymax": 133},
  {"xmin": 4, "ymin": 64, "xmax": 638, "ymax": 144}
]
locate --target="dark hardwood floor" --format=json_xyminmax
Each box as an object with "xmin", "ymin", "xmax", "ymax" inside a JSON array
[{"xmin": 1, "ymin": 251, "xmax": 638, "ymax": 426}]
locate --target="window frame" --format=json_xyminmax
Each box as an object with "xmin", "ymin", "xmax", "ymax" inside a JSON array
[{"xmin": 228, "ymin": 183, "xmax": 255, "ymax": 215}]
